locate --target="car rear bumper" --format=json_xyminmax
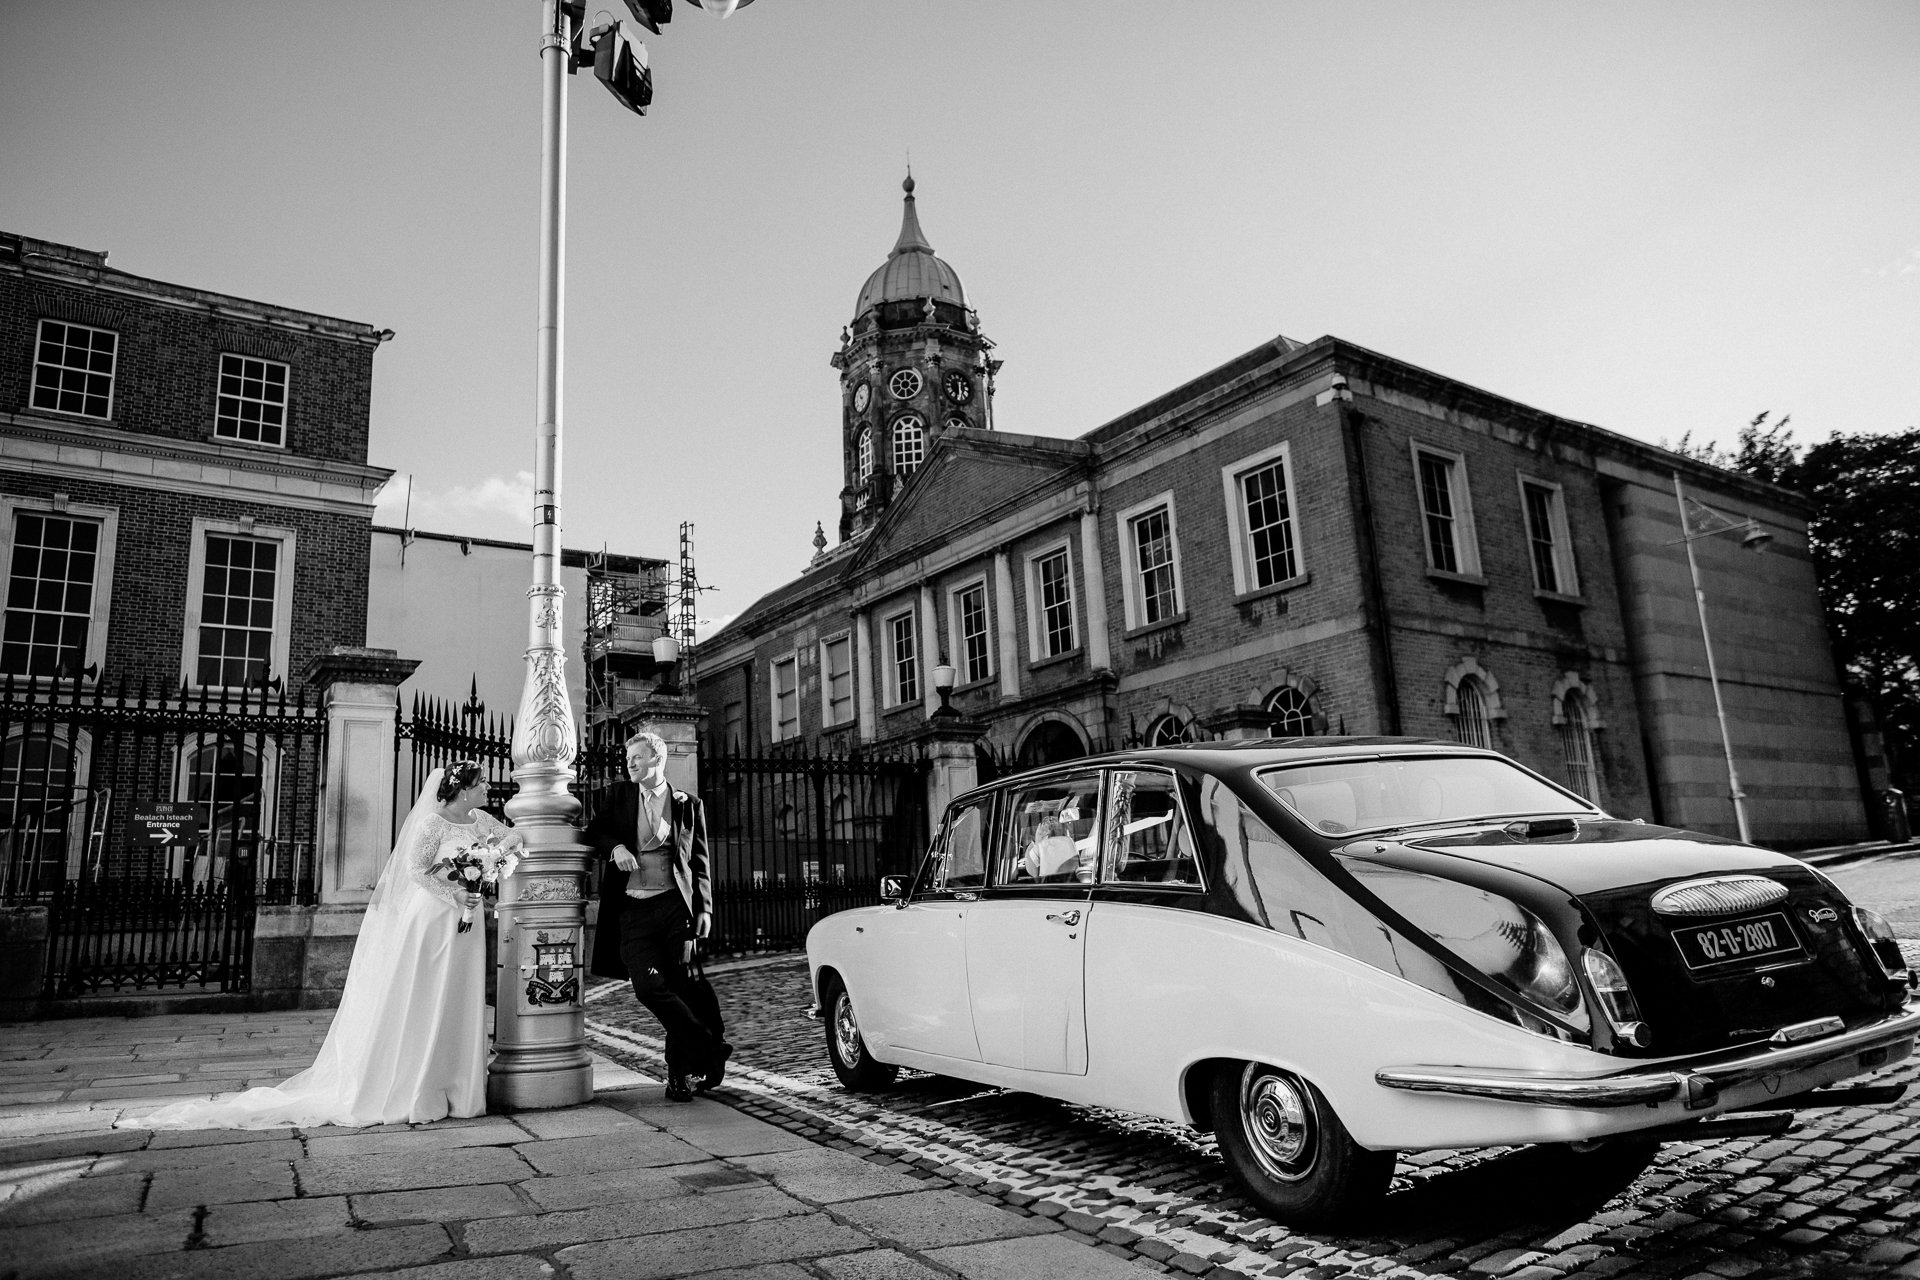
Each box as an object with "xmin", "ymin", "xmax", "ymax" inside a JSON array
[{"xmin": 1375, "ymin": 1002, "xmax": 1920, "ymax": 1109}]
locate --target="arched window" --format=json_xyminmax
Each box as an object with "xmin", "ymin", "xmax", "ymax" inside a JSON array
[
  {"xmin": 1559, "ymin": 688, "xmax": 1599, "ymax": 801},
  {"xmin": 892, "ymin": 415, "xmax": 926, "ymax": 475},
  {"xmin": 179, "ymin": 734, "xmax": 267, "ymax": 886},
  {"xmin": 1146, "ymin": 714, "xmax": 1191, "ymax": 746},
  {"xmin": 1265, "ymin": 686, "xmax": 1316, "ymax": 737},
  {"xmin": 1452, "ymin": 676, "xmax": 1493, "ymax": 750},
  {"xmin": 856, "ymin": 427, "xmax": 874, "ymax": 483},
  {"xmin": 1016, "ymin": 720, "xmax": 1086, "ymax": 770},
  {"xmin": 1, "ymin": 729, "xmax": 76, "ymax": 895}
]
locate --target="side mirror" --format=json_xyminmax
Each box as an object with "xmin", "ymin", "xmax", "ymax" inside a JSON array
[{"xmin": 879, "ymin": 875, "xmax": 908, "ymax": 902}]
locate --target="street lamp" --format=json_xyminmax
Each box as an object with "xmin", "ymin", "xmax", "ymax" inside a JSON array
[
  {"xmin": 1671, "ymin": 473, "xmax": 1773, "ymax": 846},
  {"xmin": 931, "ymin": 663, "xmax": 958, "ymax": 719},
  {"xmin": 495, "ymin": 0, "xmax": 754, "ymax": 1113}
]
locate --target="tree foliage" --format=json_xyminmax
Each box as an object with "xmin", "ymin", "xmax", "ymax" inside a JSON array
[{"xmin": 1675, "ymin": 415, "xmax": 1920, "ymax": 787}]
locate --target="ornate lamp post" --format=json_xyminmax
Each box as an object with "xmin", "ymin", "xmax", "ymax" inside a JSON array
[
  {"xmin": 490, "ymin": 0, "xmax": 751, "ymax": 1112},
  {"xmin": 1671, "ymin": 473, "xmax": 1774, "ymax": 846}
]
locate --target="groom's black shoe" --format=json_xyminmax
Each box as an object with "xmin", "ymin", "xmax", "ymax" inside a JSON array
[
  {"xmin": 665, "ymin": 1071, "xmax": 694, "ymax": 1103},
  {"xmin": 696, "ymin": 1042, "xmax": 734, "ymax": 1093}
]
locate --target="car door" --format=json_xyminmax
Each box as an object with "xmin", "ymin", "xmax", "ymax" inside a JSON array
[
  {"xmin": 963, "ymin": 768, "xmax": 1102, "ymax": 1075},
  {"xmin": 864, "ymin": 793, "xmax": 991, "ymax": 1062}
]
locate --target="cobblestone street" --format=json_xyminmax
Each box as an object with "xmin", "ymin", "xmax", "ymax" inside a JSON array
[{"xmin": 584, "ymin": 941, "xmax": 1920, "ymax": 1280}]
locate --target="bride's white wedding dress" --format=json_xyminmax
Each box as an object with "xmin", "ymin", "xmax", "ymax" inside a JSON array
[{"xmin": 128, "ymin": 774, "xmax": 498, "ymax": 1130}]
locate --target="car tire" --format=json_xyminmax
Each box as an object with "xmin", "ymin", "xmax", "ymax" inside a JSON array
[
  {"xmin": 1211, "ymin": 1062, "xmax": 1393, "ymax": 1227},
  {"xmin": 823, "ymin": 974, "xmax": 898, "ymax": 1091}
]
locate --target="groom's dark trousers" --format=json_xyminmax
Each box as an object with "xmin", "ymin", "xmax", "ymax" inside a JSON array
[{"xmin": 587, "ymin": 780, "xmax": 721, "ymax": 1078}]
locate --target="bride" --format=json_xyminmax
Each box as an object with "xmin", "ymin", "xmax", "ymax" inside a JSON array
[{"xmin": 127, "ymin": 761, "xmax": 521, "ymax": 1130}]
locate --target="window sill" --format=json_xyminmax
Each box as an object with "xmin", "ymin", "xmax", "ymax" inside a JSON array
[
  {"xmin": 953, "ymin": 675, "xmax": 996, "ymax": 695},
  {"xmin": 1233, "ymin": 573, "xmax": 1311, "ymax": 604},
  {"xmin": 1123, "ymin": 612, "xmax": 1188, "ymax": 642},
  {"xmin": 28, "ymin": 406, "xmax": 114, "ymax": 425},
  {"xmin": 1533, "ymin": 589, "xmax": 1586, "ymax": 608},
  {"xmin": 881, "ymin": 700, "xmax": 923, "ymax": 718},
  {"xmin": 1426, "ymin": 568, "xmax": 1487, "ymax": 587},
  {"xmin": 212, "ymin": 435, "xmax": 289, "ymax": 452},
  {"xmin": 1028, "ymin": 647, "xmax": 1083, "ymax": 673}
]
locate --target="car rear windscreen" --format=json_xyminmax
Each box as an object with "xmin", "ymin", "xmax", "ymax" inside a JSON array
[{"xmin": 1258, "ymin": 756, "xmax": 1592, "ymax": 836}]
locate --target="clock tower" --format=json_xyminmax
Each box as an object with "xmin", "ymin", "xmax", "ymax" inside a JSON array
[{"xmin": 832, "ymin": 175, "xmax": 998, "ymax": 541}]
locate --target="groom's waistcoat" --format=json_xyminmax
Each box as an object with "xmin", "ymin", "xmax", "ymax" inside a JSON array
[{"xmin": 584, "ymin": 780, "xmax": 711, "ymax": 981}]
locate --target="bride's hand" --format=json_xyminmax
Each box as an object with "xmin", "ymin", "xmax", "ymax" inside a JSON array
[{"xmin": 465, "ymin": 891, "xmax": 482, "ymax": 910}]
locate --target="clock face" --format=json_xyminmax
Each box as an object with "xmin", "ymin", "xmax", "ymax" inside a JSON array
[
  {"xmin": 852, "ymin": 384, "xmax": 870, "ymax": 413},
  {"xmin": 888, "ymin": 368, "xmax": 923, "ymax": 400},
  {"xmin": 943, "ymin": 372, "xmax": 973, "ymax": 404}
]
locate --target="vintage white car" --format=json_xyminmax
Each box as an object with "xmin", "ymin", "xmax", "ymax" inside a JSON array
[{"xmin": 805, "ymin": 739, "xmax": 1918, "ymax": 1224}]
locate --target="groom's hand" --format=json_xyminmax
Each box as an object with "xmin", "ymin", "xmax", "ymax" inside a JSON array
[
  {"xmin": 612, "ymin": 846, "xmax": 638, "ymax": 872},
  {"xmin": 694, "ymin": 911, "xmax": 712, "ymax": 939}
]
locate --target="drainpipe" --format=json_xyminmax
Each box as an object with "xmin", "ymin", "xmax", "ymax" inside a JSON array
[{"xmin": 1337, "ymin": 395, "xmax": 1402, "ymax": 734}]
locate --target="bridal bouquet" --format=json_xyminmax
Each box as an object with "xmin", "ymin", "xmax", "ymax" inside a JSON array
[{"xmin": 432, "ymin": 831, "xmax": 521, "ymax": 933}]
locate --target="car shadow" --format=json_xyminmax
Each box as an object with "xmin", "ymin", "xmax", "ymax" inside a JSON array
[{"xmin": 1364, "ymin": 1143, "xmax": 1654, "ymax": 1242}]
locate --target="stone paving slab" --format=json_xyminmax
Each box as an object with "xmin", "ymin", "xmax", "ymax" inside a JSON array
[
  {"xmin": 296, "ymin": 1144, "xmax": 535, "ymax": 1196},
  {"xmin": 511, "ymin": 1128, "xmax": 708, "ymax": 1175},
  {"xmin": 734, "ymin": 1147, "xmax": 929, "ymax": 1204},
  {"xmin": 142, "ymin": 1156, "xmax": 297, "ymax": 1210},
  {"xmin": 831, "ymin": 1187, "xmax": 1062, "ymax": 1250},
  {"xmin": 516, "ymin": 1160, "xmax": 732, "ymax": 1212},
  {"xmin": 0, "ymin": 1207, "xmax": 197, "ymax": 1274},
  {"xmin": 815, "ymin": 1249, "xmax": 952, "ymax": 1280},
  {"xmin": 464, "ymin": 1183, "xmax": 811, "ymax": 1253},
  {"xmin": 555, "ymin": 1213, "xmax": 875, "ymax": 1280},
  {"xmin": 928, "ymin": 1233, "xmax": 1158, "ymax": 1279},
  {"xmin": 351, "ymin": 1182, "xmax": 535, "ymax": 1226},
  {"xmin": 200, "ymin": 1193, "xmax": 353, "ymax": 1245},
  {"xmin": 302, "ymin": 1114, "xmax": 531, "ymax": 1158}
]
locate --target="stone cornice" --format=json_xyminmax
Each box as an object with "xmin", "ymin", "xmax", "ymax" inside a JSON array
[
  {"xmin": 3, "ymin": 244, "xmax": 384, "ymax": 347},
  {"xmin": 0, "ymin": 411, "xmax": 393, "ymax": 516}
]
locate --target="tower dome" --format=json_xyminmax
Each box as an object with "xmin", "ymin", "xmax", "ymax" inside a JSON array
[{"xmin": 853, "ymin": 174, "xmax": 966, "ymax": 319}]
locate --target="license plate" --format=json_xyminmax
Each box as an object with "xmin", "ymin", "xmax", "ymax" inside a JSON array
[{"xmin": 1672, "ymin": 911, "xmax": 1801, "ymax": 970}]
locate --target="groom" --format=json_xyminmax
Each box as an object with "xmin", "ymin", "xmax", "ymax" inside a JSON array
[{"xmin": 587, "ymin": 730, "xmax": 729, "ymax": 1101}]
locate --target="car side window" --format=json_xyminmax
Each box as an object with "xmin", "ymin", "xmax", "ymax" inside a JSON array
[
  {"xmin": 1103, "ymin": 769, "xmax": 1202, "ymax": 888},
  {"xmin": 918, "ymin": 795, "xmax": 990, "ymax": 895},
  {"xmin": 997, "ymin": 772, "xmax": 1101, "ymax": 885}
]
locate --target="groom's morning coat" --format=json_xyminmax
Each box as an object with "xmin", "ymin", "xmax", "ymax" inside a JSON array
[{"xmin": 585, "ymin": 782, "xmax": 712, "ymax": 981}]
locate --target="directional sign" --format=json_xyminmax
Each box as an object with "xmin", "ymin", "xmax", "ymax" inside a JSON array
[{"xmin": 133, "ymin": 803, "xmax": 200, "ymax": 847}]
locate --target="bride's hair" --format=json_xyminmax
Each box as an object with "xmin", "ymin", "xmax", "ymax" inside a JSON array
[{"xmin": 437, "ymin": 760, "xmax": 485, "ymax": 802}]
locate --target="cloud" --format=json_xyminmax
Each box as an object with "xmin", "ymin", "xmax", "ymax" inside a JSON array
[
  {"xmin": 374, "ymin": 471, "xmax": 535, "ymax": 539},
  {"xmin": 1877, "ymin": 246, "xmax": 1920, "ymax": 278},
  {"xmin": 693, "ymin": 612, "xmax": 738, "ymax": 643}
]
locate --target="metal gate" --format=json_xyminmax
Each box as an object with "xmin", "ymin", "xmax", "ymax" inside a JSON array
[
  {"xmin": 700, "ymin": 744, "xmax": 930, "ymax": 955},
  {"xmin": 0, "ymin": 674, "xmax": 329, "ymax": 996},
  {"xmin": 391, "ymin": 699, "xmax": 930, "ymax": 958}
]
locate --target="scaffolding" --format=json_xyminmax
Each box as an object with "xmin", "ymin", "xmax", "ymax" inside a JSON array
[
  {"xmin": 579, "ymin": 522, "xmax": 708, "ymax": 746},
  {"xmin": 581, "ymin": 548, "xmax": 671, "ymax": 745}
]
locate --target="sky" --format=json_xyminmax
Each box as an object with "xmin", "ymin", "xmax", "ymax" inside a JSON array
[{"xmin": 4, "ymin": 1, "xmax": 1916, "ymax": 636}]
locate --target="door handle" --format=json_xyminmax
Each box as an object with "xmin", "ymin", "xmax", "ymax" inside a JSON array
[{"xmin": 1045, "ymin": 909, "xmax": 1081, "ymax": 926}]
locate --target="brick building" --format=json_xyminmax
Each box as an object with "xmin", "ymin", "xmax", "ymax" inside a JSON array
[
  {"xmin": 694, "ymin": 186, "xmax": 1867, "ymax": 848},
  {"xmin": 0, "ymin": 232, "xmax": 391, "ymax": 692}
]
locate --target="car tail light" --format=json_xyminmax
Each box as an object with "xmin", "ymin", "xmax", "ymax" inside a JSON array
[
  {"xmin": 1340, "ymin": 859, "xmax": 1586, "ymax": 1027},
  {"xmin": 1853, "ymin": 907, "xmax": 1910, "ymax": 981},
  {"xmin": 1582, "ymin": 947, "xmax": 1651, "ymax": 1048}
]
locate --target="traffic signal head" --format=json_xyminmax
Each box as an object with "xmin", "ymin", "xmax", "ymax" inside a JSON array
[
  {"xmin": 593, "ymin": 22, "xmax": 653, "ymax": 116},
  {"xmin": 622, "ymin": 0, "xmax": 672, "ymax": 34}
]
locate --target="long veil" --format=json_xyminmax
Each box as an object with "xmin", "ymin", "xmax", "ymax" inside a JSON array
[{"xmin": 123, "ymin": 770, "xmax": 450, "ymax": 1130}]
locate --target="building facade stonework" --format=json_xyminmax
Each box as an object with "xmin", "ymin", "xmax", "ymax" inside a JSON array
[
  {"xmin": 695, "ymin": 188, "xmax": 1866, "ymax": 849},
  {"xmin": 0, "ymin": 232, "xmax": 391, "ymax": 693}
]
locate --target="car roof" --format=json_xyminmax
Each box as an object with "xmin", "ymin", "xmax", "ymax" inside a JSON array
[{"xmin": 964, "ymin": 736, "xmax": 1502, "ymax": 800}]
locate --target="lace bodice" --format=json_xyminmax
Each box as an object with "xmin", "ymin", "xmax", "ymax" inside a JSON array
[{"xmin": 409, "ymin": 811, "xmax": 510, "ymax": 910}]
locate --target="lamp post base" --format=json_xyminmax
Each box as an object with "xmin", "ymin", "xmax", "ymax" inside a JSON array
[{"xmin": 486, "ymin": 1052, "xmax": 593, "ymax": 1111}]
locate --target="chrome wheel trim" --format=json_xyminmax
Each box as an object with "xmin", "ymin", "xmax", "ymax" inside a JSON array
[
  {"xmin": 1240, "ymin": 1065, "xmax": 1317, "ymax": 1183},
  {"xmin": 832, "ymin": 991, "xmax": 863, "ymax": 1067}
]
